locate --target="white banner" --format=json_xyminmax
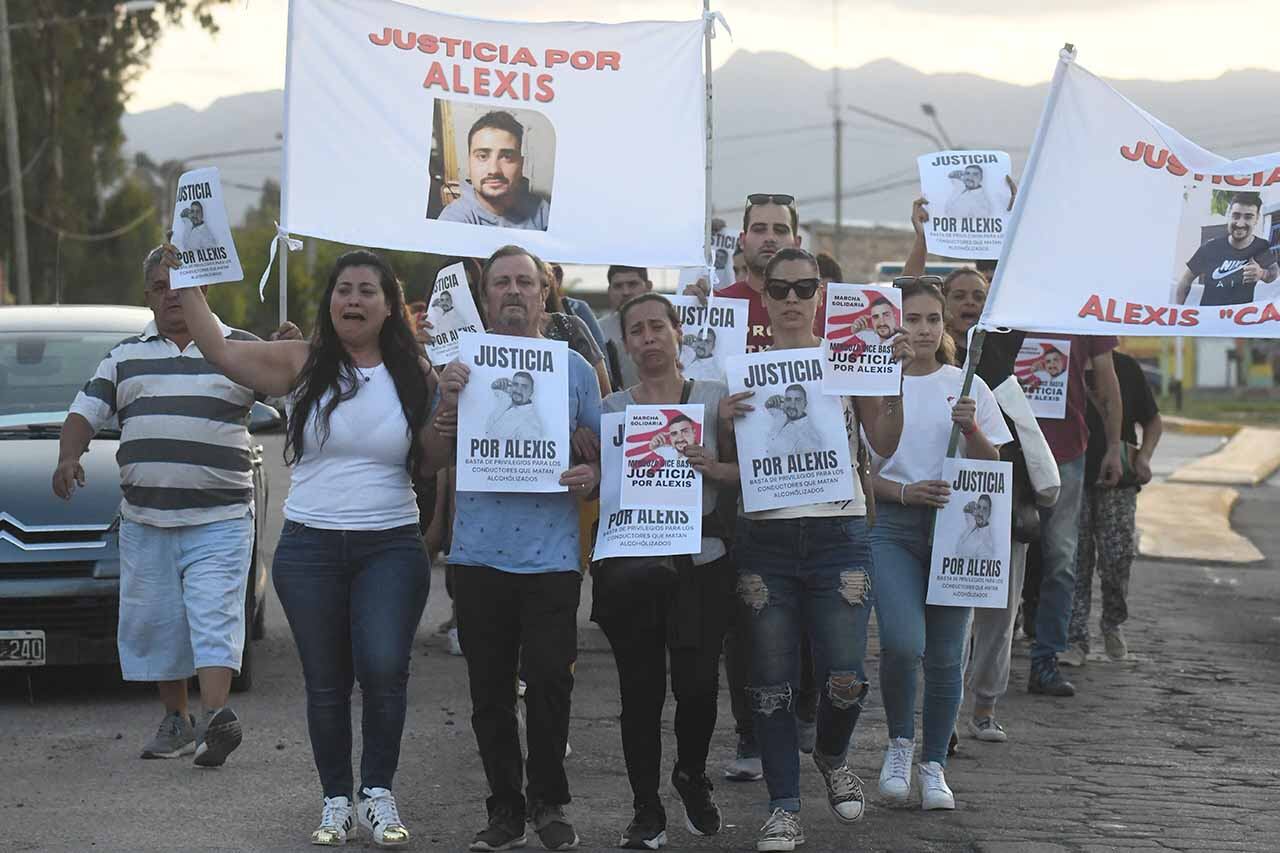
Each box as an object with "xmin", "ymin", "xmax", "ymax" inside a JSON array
[
  {"xmin": 594, "ymin": 412, "xmax": 701, "ymax": 558},
  {"xmin": 169, "ymin": 168, "xmax": 243, "ymax": 289},
  {"xmin": 619, "ymin": 404, "xmax": 704, "ymax": 512},
  {"xmin": 668, "ymin": 295, "xmax": 749, "ymax": 383},
  {"xmin": 822, "ymin": 284, "xmax": 902, "ymax": 396},
  {"xmin": 455, "ymin": 333, "xmax": 570, "ymax": 493},
  {"xmin": 927, "ymin": 458, "xmax": 1013, "ymax": 609},
  {"xmin": 425, "ymin": 262, "xmax": 484, "ymax": 364},
  {"xmin": 982, "ymin": 53, "xmax": 1280, "ymax": 337},
  {"xmin": 1014, "ymin": 337, "xmax": 1070, "ymax": 420},
  {"xmin": 283, "ymin": 0, "xmax": 707, "ymax": 267},
  {"xmin": 918, "ymin": 151, "xmax": 1013, "ymax": 259},
  {"xmin": 726, "ymin": 348, "xmax": 855, "ymax": 513}
]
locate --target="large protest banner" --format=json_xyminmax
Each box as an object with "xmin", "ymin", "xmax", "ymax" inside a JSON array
[
  {"xmin": 822, "ymin": 284, "xmax": 902, "ymax": 396},
  {"xmin": 982, "ymin": 50, "xmax": 1280, "ymax": 337},
  {"xmin": 594, "ymin": 412, "xmax": 701, "ymax": 559},
  {"xmin": 917, "ymin": 151, "xmax": 1013, "ymax": 259},
  {"xmin": 282, "ymin": 0, "xmax": 706, "ymax": 267},
  {"xmin": 169, "ymin": 167, "xmax": 243, "ymax": 289},
  {"xmin": 668, "ymin": 295, "xmax": 749, "ymax": 383},
  {"xmin": 619, "ymin": 404, "xmax": 704, "ymax": 512},
  {"xmin": 455, "ymin": 332, "xmax": 570, "ymax": 493},
  {"xmin": 726, "ymin": 348, "xmax": 855, "ymax": 513},
  {"xmin": 927, "ymin": 458, "xmax": 1013, "ymax": 609},
  {"xmin": 425, "ymin": 262, "xmax": 484, "ymax": 364}
]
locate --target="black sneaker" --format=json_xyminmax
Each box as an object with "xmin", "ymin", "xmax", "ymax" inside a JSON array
[
  {"xmin": 1028, "ymin": 660, "xmax": 1076, "ymax": 697},
  {"xmin": 470, "ymin": 807, "xmax": 527, "ymax": 852},
  {"xmin": 619, "ymin": 801, "xmax": 667, "ymax": 850},
  {"xmin": 193, "ymin": 707, "xmax": 242, "ymax": 768},
  {"xmin": 671, "ymin": 768, "xmax": 722, "ymax": 837},
  {"xmin": 529, "ymin": 803, "xmax": 578, "ymax": 851}
]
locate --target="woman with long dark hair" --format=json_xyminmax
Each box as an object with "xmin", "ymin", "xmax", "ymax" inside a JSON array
[
  {"xmin": 173, "ymin": 248, "xmax": 449, "ymax": 848},
  {"xmin": 868, "ymin": 277, "xmax": 1011, "ymax": 812}
]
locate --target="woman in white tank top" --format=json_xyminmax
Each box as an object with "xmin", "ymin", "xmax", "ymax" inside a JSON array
[{"xmin": 176, "ymin": 248, "xmax": 451, "ymax": 847}]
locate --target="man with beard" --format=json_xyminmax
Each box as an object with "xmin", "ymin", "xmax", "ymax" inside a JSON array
[
  {"xmin": 177, "ymin": 201, "xmax": 219, "ymax": 251},
  {"xmin": 765, "ymin": 384, "xmax": 824, "ymax": 456},
  {"xmin": 851, "ymin": 297, "xmax": 897, "ymax": 348},
  {"xmin": 486, "ymin": 371, "xmax": 544, "ymax": 442},
  {"xmin": 1175, "ymin": 192, "xmax": 1279, "ymax": 306},
  {"xmin": 432, "ymin": 288, "xmax": 455, "ymax": 315},
  {"xmin": 705, "ymin": 193, "xmax": 825, "ymax": 351},
  {"xmin": 955, "ymin": 495, "xmax": 997, "ymax": 559},
  {"xmin": 648, "ymin": 413, "xmax": 699, "ymax": 466},
  {"xmin": 679, "ymin": 326, "xmax": 720, "ymax": 381},
  {"xmin": 440, "ymin": 111, "xmax": 550, "ymax": 231},
  {"xmin": 944, "ymin": 164, "xmax": 994, "ymax": 219}
]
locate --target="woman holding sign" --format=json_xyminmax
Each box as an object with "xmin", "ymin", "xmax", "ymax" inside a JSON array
[
  {"xmin": 726, "ymin": 248, "xmax": 908, "ymax": 853},
  {"xmin": 593, "ymin": 293, "xmax": 740, "ymax": 850},
  {"xmin": 867, "ymin": 278, "xmax": 1012, "ymax": 812},
  {"xmin": 169, "ymin": 247, "xmax": 447, "ymax": 848}
]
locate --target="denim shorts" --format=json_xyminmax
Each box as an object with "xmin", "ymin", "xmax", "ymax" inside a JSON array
[{"xmin": 117, "ymin": 512, "xmax": 253, "ymax": 681}]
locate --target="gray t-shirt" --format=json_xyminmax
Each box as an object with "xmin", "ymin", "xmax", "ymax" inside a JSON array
[{"xmin": 603, "ymin": 380, "xmax": 729, "ymax": 565}]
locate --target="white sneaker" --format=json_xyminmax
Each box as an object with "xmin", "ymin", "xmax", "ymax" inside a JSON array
[
  {"xmin": 358, "ymin": 787, "xmax": 410, "ymax": 848},
  {"xmin": 446, "ymin": 626, "xmax": 463, "ymax": 656},
  {"xmin": 311, "ymin": 796, "xmax": 355, "ymax": 846},
  {"xmin": 1058, "ymin": 643, "xmax": 1087, "ymax": 667},
  {"xmin": 756, "ymin": 808, "xmax": 804, "ymax": 852},
  {"xmin": 878, "ymin": 737, "xmax": 913, "ymax": 803},
  {"xmin": 917, "ymin": 762, "xmax": 955, "ymax": 811}
]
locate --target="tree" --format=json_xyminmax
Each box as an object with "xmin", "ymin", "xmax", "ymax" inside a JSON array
[{"xmin": 0, "ymin": 1, "xmax": 229, "ymax": 305}]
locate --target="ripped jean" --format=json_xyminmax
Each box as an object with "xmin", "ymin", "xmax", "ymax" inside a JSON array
[{"xmin": 736, "ymin": 515, "xmax": 873, "ymax": 813}]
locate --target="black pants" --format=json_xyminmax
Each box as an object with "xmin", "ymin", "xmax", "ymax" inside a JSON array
[
  {"xmin": 454, "ymin": 565, "xmax": 582, "ymax": 819},
  {"xmin": 595, "ymin": 557, "xmax": 734, "ymax": 808}
]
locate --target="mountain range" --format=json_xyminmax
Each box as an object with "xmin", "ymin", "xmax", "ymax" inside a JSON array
[{"xmin": 122, "ymin": 51, "xmax": 1280, "ymax": 229}]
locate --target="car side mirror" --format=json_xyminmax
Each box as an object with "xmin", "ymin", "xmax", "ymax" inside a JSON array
[{"xmin": 248, "ymin": 401, "xmax": 284, "ymax": 434}]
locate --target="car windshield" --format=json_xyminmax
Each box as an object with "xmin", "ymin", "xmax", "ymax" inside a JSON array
[{"xmin": 0, "ymin": 332, "xmax": 129, "ymax": 425}]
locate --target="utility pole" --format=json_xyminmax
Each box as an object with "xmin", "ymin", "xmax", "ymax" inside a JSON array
[
  {"xmin": 0, "ymin": 0, "xmax": 31, "ymax": 304},
  {"xmin": 831, "ymin": 0, "xmax": 842, "ymax": 257}
]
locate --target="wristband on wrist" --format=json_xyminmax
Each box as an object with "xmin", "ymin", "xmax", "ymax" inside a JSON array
[
  {"xmin": 960, "ymin": 423, "xmax": 977, "ymax": 437},
  {"xmin": 900, "ymin": 482, "xmax": 907, "ymax": 505}
]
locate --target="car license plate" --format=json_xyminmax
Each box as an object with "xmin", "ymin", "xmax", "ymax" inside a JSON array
[{"xmin": 0, "ymin": 630, "xmax": 46, "ymax": 667}]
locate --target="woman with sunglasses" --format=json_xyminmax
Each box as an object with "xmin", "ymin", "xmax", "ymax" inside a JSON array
[
  {"xmin": 725, "ymin": 247, "xmax": 907, "ymax": 852},
  {"xmin": 868, "ymin": 277, "xmax": 1012, "ymax": 812}
]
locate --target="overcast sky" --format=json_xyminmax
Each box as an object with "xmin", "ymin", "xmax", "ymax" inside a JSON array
[{"xmin": 127, "ymin": 0, "xmax": 1280, "ymax": 112}]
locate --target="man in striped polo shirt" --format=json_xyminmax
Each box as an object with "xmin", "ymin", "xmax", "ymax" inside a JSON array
[{"xmin": 52, "ymin": 245, "xmax": 259, "ymax": 768}]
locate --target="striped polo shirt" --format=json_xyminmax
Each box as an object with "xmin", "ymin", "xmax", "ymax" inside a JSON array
[{"xmin": 69, "ymin": 316, "xmax": 260, "ymax": 528}]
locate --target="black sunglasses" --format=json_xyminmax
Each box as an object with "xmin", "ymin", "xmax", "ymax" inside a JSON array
[
  {"xmin": 765, "ymin": 277, "xmax": 820, "ymax": 301},
  {"xmin": 746, "ymin": 193, "xmax": 796, "ymax": 207},
  {"xmin": 892, "ymin": 275, "xmax": 944, "ymax": 289}
]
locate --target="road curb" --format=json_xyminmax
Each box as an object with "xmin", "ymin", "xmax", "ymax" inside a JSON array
[
  {"xmin": 1162, "ymin": 415, "xmax": 1243, "ymax": 437},
  {"xmin": 1167, "ymin": 426, "xmax": 1280, "ymax": 486}
]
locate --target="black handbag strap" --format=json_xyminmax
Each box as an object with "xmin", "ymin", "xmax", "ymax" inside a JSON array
[{"xmin": 680, "ymin": 379, "xmax": 694, "ymax": 405}]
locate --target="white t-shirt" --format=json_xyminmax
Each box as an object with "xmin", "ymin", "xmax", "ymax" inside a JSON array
[{"xmin": 871, "ymin": 364, "xmax": 1012, "ymax": 486}]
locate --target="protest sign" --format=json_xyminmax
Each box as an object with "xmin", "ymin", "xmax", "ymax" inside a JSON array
[
  {"xmin": 982, "ymin": 52, "xmax": 1280, "ymax": 337},
  {"xmin": 168, "ymin": 167, "xmax": 243, "ymax": 289},
  {"xmin": 1014, "ymin": 337, "xmax": 1070, "ymax": 419},
  {"xmin": 711, "ymin": 224, "xmax": 738, "ymax": 288},
  {"xmin": 594, "ymin": 412, "xmax": 701, "ymax": 559},
  {"xmin": 619, "ymin": 404, "xmax": 704, "ymax": 512},
  {"xmin": 928, "ymin": 458, "xmax": 1013, "ymax": 609},
  {"xmin": 726, "ymin": 348, "xmax": 855, "ymax": 513},
  {"xmin": 283, "ymin": 0, "xmax": 706, "ymax": 267},
  {"xmin": 667, "ymin": 295, "xmax": 749, "ymax": 383},
  {"xmin": 455, "ymin": 332, "xmax": 569, "ymax": 493},
  {"xmin": 425, "ymin": 262, "xmax": 484, "ymax": 364},
  {"xmin": 822, "ymin": 284, "xmax": 902, "ymax": 396},
  {"xmin": 917, "ymin": 151, "xmax": 1013, "ymax": 260}
]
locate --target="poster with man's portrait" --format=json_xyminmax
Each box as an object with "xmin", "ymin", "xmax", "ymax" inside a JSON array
[
  {"xmin": 168, "ymin": 167, "xmax": 244, "ymax": 289},
  {"xmin": 726, "ymin": 347, "xmax": 855, "ymax": 513},
  {"xmin": 711, "ymin": 219, "xmax": 739, "ymax": 289},
  {"xmin": 917, "ymin": 150, "xmax": 1013, "ymax": 260},
  {"xmin": 1171, "ymin": 185, "xmax": 1280, "ymax": 308},
  {"xmin": 1015, "ymin": 337, "xmax": 1071, "ymax": 420},
  {"xmin": 822, "ymin": 284, "xmax": 902, "ymax": 396},
  {"xmin": 619, "ymin": 404, "xmax": 704, "ymax": 512},
  {"xmin": 927, "ymin": 458, "xmax": 1013, "ymax": 609},
  {"xmin": 425, "ymin": 261, "xmax": 484, "ymax": 364},
  {"xmin": 594, "ymin": 412, "xmax": 701, "ymax": 559},
  {"xmin": 456, "ymin": 332, "xmax": 570, "ymax": 493},
  {"xmin": 668, "ymin": 295, "xmax": 749, "ymax": 383}
]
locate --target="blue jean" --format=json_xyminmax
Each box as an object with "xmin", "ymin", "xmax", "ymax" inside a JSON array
[
  {"xmin": 736, "ymin": 516, "xmax": 873, "ymax": 813},
  {"xmin": 272, "ymin": 521, "xmax": 430, "ymax": 799},
  {"xmin": 870, "ymin": 504, "xmax": 971, "ymax": 766},
  {"xmin": 1032, "ymin": 456, "xmax": 1086, "ymax": 666}
]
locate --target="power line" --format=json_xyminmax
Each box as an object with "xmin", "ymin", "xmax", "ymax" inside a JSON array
[
  {"xmin": 717, "ymin": 122, "xmax": 829, "ymax": 143},
  {"xmin": 0, "ymin": 137, "xmax": 48, "ymax": 196},
  {"xmin": 25, "ymin": 204, "xmax": 154, "ymax": 241}
]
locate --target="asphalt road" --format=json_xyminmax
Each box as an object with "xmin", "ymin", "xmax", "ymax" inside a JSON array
[{"xmin": 3, "ymin": 432, "xmax": 1279, "ymax": 851}]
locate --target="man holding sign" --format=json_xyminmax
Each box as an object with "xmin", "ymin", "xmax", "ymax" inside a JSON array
[{"xmin": 435, "ymin": 245, "xmax": 600, "ymax": 853}]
